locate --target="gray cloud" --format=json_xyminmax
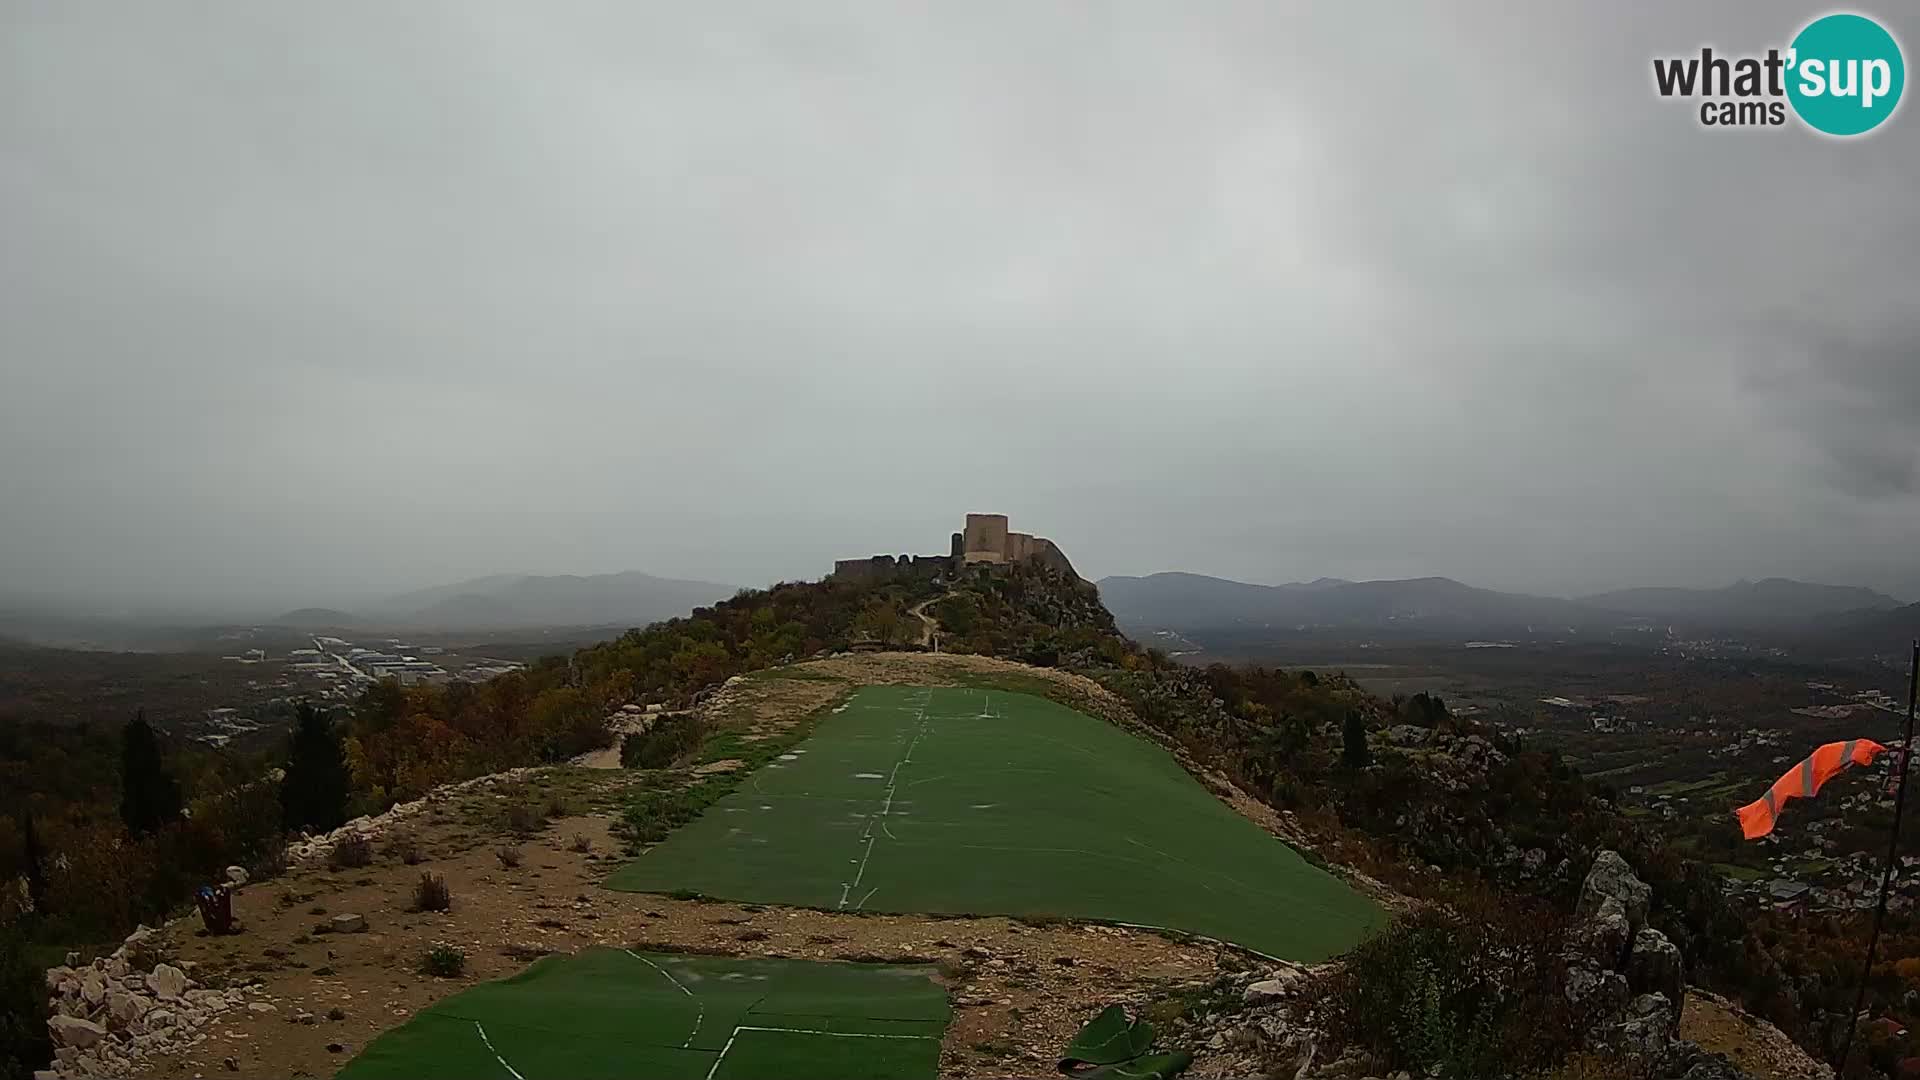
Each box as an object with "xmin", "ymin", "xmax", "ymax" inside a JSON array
[{"xmin": 2, "ymin": 1, "xmax": 1918, "ymax": 613}]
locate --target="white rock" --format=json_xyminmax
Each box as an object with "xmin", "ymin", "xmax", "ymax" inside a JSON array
[
  {"xmin": 104, "ymin": 956, "xmax": 129, "ymax": 979},
  {"xmin": 48, "ymin": 1015, "xmax": 108, "ymax": 1048},
  {"xmin": 248, "ymin": 1002, "xmax": 276, "ymax": 1014},
  {"xmin": 45, "ymin": 965, "xmax": 74, "ymax": 991},
  {"xmin": 225, "ymin": 865, "xmax": 248, "ymax": 887},
  {"xmin": 145, "ymin": 964, "xmax": 189, "ymax": 1001},
  {"xmin": 147, "ymin": 1009, "xmax": 175, "ymax": 1029},
  {"xmin": 330, "ymin": 913, "xmax": 368, "ymax": 934},
  {"xmin": 1243, "ymin": 978, "xmax": 1295, "ymax": 1004},
  {"xmin": 106, "ymin": 990, "xmax": 149, "ymax": 1028},
  {"xmin": 80, "ymin": 971, "xmax": 107, "ymax": 1006}
]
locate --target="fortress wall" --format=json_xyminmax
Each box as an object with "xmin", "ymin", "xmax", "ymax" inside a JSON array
[
  {"xmin": 832, "ymin": 515, "xmax": 1076, "ymax": 582},
  {"xmin": 1028, "ymin": 538, "xmax": 1079, "ymax": 580}
]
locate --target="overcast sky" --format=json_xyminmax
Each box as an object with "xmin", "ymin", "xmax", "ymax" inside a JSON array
[{"xmin": 3, "ymin": 2, "xmax": 1917, "ymax": 614}]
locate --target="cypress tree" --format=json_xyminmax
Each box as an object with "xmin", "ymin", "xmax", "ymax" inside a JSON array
[
  {"xmin": 1342, "ymin": 710, "xmax": 1371, "ymax": 769},
  {"xmin": 280, "ymin": 703, "xmax": 350, "ymax": 834},
  {"xmin": 119, "ymin": 710, "xmax": 182, "ymax": 836},
  {"xmin": 21, "ymin": 811, "xmax": 46, "ymax": 916}
]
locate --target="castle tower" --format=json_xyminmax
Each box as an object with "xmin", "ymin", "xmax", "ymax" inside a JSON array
[{"xmin": 961, "ymin": 513, "xmax": 1010, "ymax": 564}]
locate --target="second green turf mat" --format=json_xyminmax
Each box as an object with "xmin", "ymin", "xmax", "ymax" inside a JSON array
[{"xmin": 334, "ymin": 948, "xmax": 949, "ymax": 1080}]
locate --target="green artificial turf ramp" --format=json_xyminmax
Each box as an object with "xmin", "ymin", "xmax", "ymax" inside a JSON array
[
  {"xmin": 607, "ymin": 685, "xmax": 1381, "ymax": 960},
  {"xmin": 334, "ymin": 948, "xmax": 949, "ymax": 1080}
]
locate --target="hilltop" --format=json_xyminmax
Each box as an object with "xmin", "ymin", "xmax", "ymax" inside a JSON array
[{"xmin": 7, "ymin": 555, "xmax": 1859, "ymax": 1079}]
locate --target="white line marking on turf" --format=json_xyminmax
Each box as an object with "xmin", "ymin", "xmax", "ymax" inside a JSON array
[
  {"xmin": 839, "ymin": 695, "xmax": 931, "ymax": 909},
  {"xmin": 704, "ymin": 1021, "xmax": 939, "ymax": 1077},
  {"xmin": 473, "ymin": 1021, "xmax": 526, "ymax": 1080},
  {"xmin": 856, "ymin": 886, "xmax": 878, "ymax": 910},
  {"xmin": 625, "ymin": 950, "xmax": 704, "ymax": 1049}
]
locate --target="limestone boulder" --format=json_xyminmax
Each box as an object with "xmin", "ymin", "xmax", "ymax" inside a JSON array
[
  {"xmin": 48, "ymin": 1015, "xmax": 108, "ymax": 1049},
  {"xmin": 1565, "ymin": 964, "xmax": 1630, "ymax": 1018},
  {"xmin": 330, "ymin": 913, "xmax": 368, "ymax": 934},
  {"xmin": 146, "ymin": 963, "xmax": 189, "ymax": 1001},
  {"xmin": 1577, "ymin": 850, "xmax": 1651, "ymax": 933},
  {"xmin": 1628, "ymin": 928, "xmax": 1686, "ymax": 1021},
  {"xmin": 80, "ymin": 970, "xmax": 107, "ymax": 1007},
  {"xmin": 106, "ymin": 990, "xmax": 149, "ymax": 1029},
  {"xmin": 1589, "ymin": 993, "xmax": 1678, "ymax": 1058}
]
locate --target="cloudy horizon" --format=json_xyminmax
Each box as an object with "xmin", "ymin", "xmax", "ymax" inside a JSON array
[{"xmin": 4, "ymin": 3, "xmax": 1918, "ymax": 615}]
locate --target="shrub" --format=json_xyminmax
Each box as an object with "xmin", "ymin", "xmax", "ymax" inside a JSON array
[
  {"xmin": 420, "ymin": 944, "xmax": 465, "ymax": 978},
  {"xmin": 544, "ymin": 792, "xmax": 571, "ymax": 820},
  {"xmin": 621, "ymin": 715, "xmax": 706, "ymax": 770},
  {"xmin": 328, "ymin": 834, "xmax": 373, "ymax": 870},
  {"xmin": 569, "ymin": 834, "xmax": 592, "ymax": 854},
  {"xmin": 504, "ymin": 802, "xmax": 541, "ymax": 835},
  {"xmin": 248, "ymin": 837, "xmax": 290, "ymax": 882},
  {"xmin": 0, "ymin": 926, "xmax": 50, "ymax": 1080},
  {"xmin": 495, "ymin": 844, "xmax": 524, "ymax": 869},
  {"xmin": 385, "ymin": 835, "xmax": 422, "ymax": 865},
  {"xmin": 44, "ymin": 823, "xmax": 158, "ymax": 937},
  {"xmin": 411, "ymin": 873, "xmax": 451, "ymax": 913},
  {"xmin": 1309, "ymin": 896, "xmax": 1582, "ymax": 1077}
]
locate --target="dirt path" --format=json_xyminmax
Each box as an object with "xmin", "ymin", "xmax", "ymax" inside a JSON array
[
  {"xmin": 908, "ymin": 595, "xmax": 945, "ymax": 649},
  {"xmin": 121, "ymin": 765, "xmax": 1240, "ymax": 1080},
  {"xmin": 1680, "ymin": 990, "xmax": 1833, "ymax": 1080}
]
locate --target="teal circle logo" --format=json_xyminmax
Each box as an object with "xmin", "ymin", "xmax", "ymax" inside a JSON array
[{"xmin": 1787, "ymin": 13, "xmax": 1905, "ymax": 136}]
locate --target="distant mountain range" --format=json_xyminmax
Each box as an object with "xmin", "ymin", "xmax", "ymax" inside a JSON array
[
  {"xmin": 1096, "ymin": 572, "xmax": 1909, "ymax": 646},
  {"xmin": 272, "ymin": 571, "xmax": 738, "ymax": 631},
  {"xmin": 1577, "ymin": 579, "xmax": 1900, "ymax": 622},
  {"xmin": 1097, "ymin": 572, "xmax": 1592, "ymax": 635}
]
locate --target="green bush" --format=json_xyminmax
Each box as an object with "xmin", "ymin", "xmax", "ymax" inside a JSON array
[
  {"xmin": 0, "ymin": 926, "xmax": 50, "ymax": 1080},
  {"xmin": 621, "ymin": 715, "xmax": 706, "ymax": 770},
  {"xmin": 420, "ymin": 944, "xmax": 465, "ymax": 977},
  {"xmin": 1310, "ymin": 897, "xmax": 1582, "ymax": 1077},
  {"xmin": 411, "ymin": 872, "xmax": 450, "ymax": 913},
  {"xmin": 503, "ymin": 801, "xmax": 542, "ymax": 835},
  {"xmin": 327, "ymin": 834, "xmax": 373, "ymax": 870}
]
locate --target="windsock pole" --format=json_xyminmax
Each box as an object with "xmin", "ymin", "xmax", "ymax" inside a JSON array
[{"xmin": 1832, "ymin": 640, "xmax": 1920, "ymax": 1073}]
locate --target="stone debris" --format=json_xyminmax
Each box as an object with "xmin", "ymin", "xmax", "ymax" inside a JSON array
[
  {"xmin": 283, "ymin": 767, "xmax": 537, "ymax": 865},
  {"xmin": 38, "ymin": 923, "xmax": 271, "ymax": 1079}
]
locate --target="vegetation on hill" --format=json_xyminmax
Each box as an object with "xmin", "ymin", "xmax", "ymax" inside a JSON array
[{"xmin": 3, "ymin": 559, "xmax": 1916, "ymax": 1073}]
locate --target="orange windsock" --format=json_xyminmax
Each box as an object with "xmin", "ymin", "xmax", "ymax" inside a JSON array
[{"xmin": 1736, "ymin": 739, "xmax": 1888, "ymax": 840}]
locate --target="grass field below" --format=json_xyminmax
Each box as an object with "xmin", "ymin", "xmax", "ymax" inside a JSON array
[
  {"xmin": 607, "ymin": 685, "xmax": 1381, "ymax": 961},
  {"xmin": 334, "ymin": 948, "xmax": 949, "ymax": 1080}
]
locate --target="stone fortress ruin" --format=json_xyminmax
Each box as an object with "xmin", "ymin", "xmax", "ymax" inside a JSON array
[{"xmin": 831, "ymin": 513, "xmax": 1078, "ymax": 583}]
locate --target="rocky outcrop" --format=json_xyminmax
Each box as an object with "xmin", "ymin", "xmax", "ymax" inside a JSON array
[
  {"xmin": 1629, "ymin": 927, "xmax": 1686, "ymax": 1022},
  {"xmin": 1567, "ymin": 850, "xmax": 1750, "ymax": 1078},
  {"xmin": 1577, "ymin": 849, "xmax": 1652, "ymax": 930}
]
